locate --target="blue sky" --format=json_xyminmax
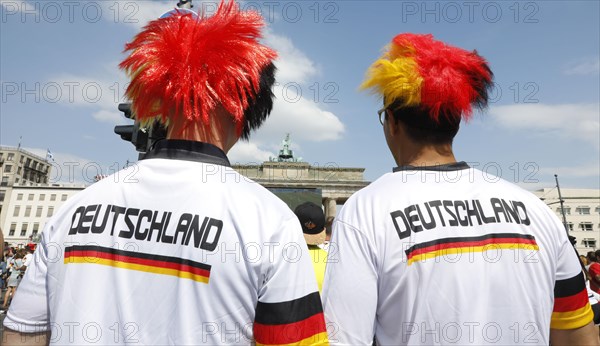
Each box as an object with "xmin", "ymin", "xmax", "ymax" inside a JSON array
[{"xmin": 1, "ymin": 0, "xmax": 599, "ymax": 190}]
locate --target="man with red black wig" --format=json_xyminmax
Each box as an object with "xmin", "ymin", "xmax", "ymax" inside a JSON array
[
  {"xmin": 3, "ymin": 2, "xmax": 328, "ymax": 345},
  {"xmin": 322, "ymin": 34, "xmax": 599, "ymax": 345}
]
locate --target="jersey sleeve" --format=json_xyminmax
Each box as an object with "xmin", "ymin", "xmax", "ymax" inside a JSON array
[
  {"xmin": 3, "ymin": 228, "xmax": 52, "ymax": 333},
  {"xmin": 253, "ymin": 218, "xmax": 329, "ymax": 346},
  {"xmin": 322, "ymin": 218, "xmax": 378, "ymax": 345},
  {"xmin": 551, "ymin": 233, "xmax": 593, "ymax": 330}
]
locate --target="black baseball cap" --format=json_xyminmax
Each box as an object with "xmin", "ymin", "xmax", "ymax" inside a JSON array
[{"xmin": 294, "ymin": 202, "xmax": 326, "ymax": 245}]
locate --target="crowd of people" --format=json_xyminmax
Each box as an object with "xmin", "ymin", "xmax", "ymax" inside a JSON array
[
  {"xmin": 1, "ymin": 0, "xmax": 599, "ymax": 345},
  {"xmin": 0, "ymin": 244, "xmax": 33, "ymax": 314}
]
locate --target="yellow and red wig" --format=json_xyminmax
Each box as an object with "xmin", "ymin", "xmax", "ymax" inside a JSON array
[
  {"xmin": 119, "ymin": 0, "xmax": 277, "ymax": 139},
  {"xmin": 361, "ymin": 33, "xmax": 493, "ymax": 124}
]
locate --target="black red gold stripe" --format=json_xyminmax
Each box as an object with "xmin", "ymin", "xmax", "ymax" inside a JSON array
[
  {"xmin": 552, "ymin": 271, "xmax": 594, "ymax": 329},
  {"xmin": 64, "ymin": 245, "xmax": 211, "ymax": 283},
  {"xmin": 405, "ymin": 233, "xmax": 538, "ymax": 265},
  {"xmin": 254, "ymin": 292, "xmax": 329, "ymax": 345}
]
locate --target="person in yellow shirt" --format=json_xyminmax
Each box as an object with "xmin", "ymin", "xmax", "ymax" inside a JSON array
[{"xmin": 295, "ymin": 202, "xmax": 328, "ymax": 292}]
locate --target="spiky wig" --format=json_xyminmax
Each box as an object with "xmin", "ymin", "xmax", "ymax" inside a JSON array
[
  {"xmin": 361, "ymin": 33, "xmax": 493, "ymax": 124},
  {"xmin": 119, "ymin": 0, "xmax": 277, "ymax": 138}
]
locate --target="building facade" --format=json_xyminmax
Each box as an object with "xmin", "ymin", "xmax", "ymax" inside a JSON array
[
  {"xmin": 0, "ymin": 146, "xmax": 52, "ymax": 218},
  {"xmin": 233, "ymin": 161, "xmax": 369, "ymax": 217},
  {"xmin": 534, "ymin": 188, "xmax": 600, "ymax": 253},
  {"xmin": 0, "ymin": 184, "xmax": 85, "ymax": 245}
]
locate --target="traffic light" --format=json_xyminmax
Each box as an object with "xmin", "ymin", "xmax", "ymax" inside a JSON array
[{"xmin": 114, "ymin": 103, "xmax": 165, "ymax": 154}]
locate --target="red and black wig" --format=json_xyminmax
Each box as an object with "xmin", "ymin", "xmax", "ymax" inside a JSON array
[{"xmin": 119, "ymin": 0, "xmax": 277, "ymax": 140}]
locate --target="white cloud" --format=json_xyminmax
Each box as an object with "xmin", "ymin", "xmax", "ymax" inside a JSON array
[
  {"xmin": 264, "ymin": 29, "xmax": 318, "ymax": 84},
  {"xmin": 489, "ymin": 103, "xmax": 600, "ymax": 149},
  {"xmin": 228, "ymin": 141, "xmax": 274, "ymax": 163},
  {"xmin": 259, "ymin": 85, "xmax": 345, "ymax": 142},
  {"xmin": 245, "ymin": 29, "xmax": 344, "ymax": 147},
  {"xmin": 564, "ymin": 57, "xmax": 600, "ymax": 76},
  {"xmin": 48, "ymin": 63, "xmax": 129, "ymax": 125}
]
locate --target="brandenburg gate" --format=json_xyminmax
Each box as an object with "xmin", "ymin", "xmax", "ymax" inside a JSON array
[{"xmin": 232, "ymin": 135, "xmax": 370, "ymax": 217}]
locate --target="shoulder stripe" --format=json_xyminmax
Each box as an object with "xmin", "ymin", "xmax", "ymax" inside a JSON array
[
  {"xmin": 554, "ymin": 289, "xmax": 589, "ymax": 313},
  {"xmin": 555, "ymin": 272, "xmax": 586, "ymax": 298},
  {"xmin": 255, "ymin": 292, "xmax": 323, "ymax": 325},
  {"xmin": 254, "ymin": 313, "xmax": 327, "ymax": 345},
  {"xmin": 551, "ymin": 304, "xmax": 593, "ymax": 330}
]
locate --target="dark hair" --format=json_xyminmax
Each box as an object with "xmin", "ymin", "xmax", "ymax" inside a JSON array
[
  {"xmin": 386, "ymin": 51, "xmax": 493, "ymax": 145},
  {"xmin": 388, "ymin": 103, "xmax": 460, "ymax": 144},
  {"xmin": 240, "ymin": 62, "xmax": 277, "ymax": 140},
  {"xmin": 587, "ymin": 251, "xmax": 598, "ymax": 262}
]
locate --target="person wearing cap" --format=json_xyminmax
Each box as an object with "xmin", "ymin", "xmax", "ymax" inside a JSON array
[
  {"xmin": 321, "ymin": 33, "xmax": 599, "ymax": 345},
  {"xmin": 295, "ymin": 202, "xmax": 329, "ymax": 293},
  {"xmin": 3, "ymin": 2, "xmax": 328, "ymax": 345}
]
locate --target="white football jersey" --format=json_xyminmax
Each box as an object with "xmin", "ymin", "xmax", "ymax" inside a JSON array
[
  {"xmin": 4, "ymin": 140, "xmax": 329, "ymax": 345},
  {"xmin": 322, "ymin": 162, "xmax": 592, "ymax": 345}
]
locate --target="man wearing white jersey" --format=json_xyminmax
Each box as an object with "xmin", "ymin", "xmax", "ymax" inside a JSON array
[
  {"xmin": 3, "ymin": 1, "xmax": 328, "ymax": 345},
  {"xmin": 322, "ymin": 33, "xmax": 599, "ymax": 345}
]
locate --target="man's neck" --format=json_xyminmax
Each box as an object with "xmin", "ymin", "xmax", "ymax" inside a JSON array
[{"xmin": 395, "ymin": 143, "xmax": 456, "ymax": 167}]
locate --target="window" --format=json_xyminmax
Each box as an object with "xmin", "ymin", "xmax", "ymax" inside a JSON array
[
  {"xmin": 556, "ymin": 207, "xmax": 571, "ymax": 215},
  {"xmin": 583, "ymin": 239, "xmax": 597, "ymax": 248},
  {"xmin": 17, "ymin": 167, "xmax": 21, "ymax": 174},
  {"xmin": 579, "ymin": 222, "xmax": 593, "ymax": 231},
  {"xmin": 39, "ymin": 194, "xmax": 45, "ymax": 201},
  {"xmin": 20, "ymin": 223, "xmax": 28, "ymax": 236},
  {"xmin": 32, "ymin": 223, "xmax": 39, "ymax": 236},
  {"xmin": 61, "ymin": 194, "xmax": 68, "ymax": 201},
  {"xmin": 24, "ymin": 206, "xmax": 31, "ymax": 217},
  {"xmin": 28, "ymin": 194, "xmax": 33, "ymax": 201},
  {"xmin": 576, "ymin": 207, "xmax": 591, "ymax": 215},
  {"xmin": 47, "ymin": 206, "xmax": 54, "ymax": 217},
  {"xmin": 36, "ymin": 206, "xmax": 42, "ymax": 217},
  {"xmin": 567, "ymin": 223, "xmax": 574, "ymax": 231},
  {"xmin": 4, "ymin": 164, "xmax": 12, "ymax": 173},
  {"xmin": 1, "ymin": 177, "xmax": 8, "ymax": 186},
  {"xmin": 13, "ymin": 205, "xmax": 20, "ymax": 217},
  {"xmin": 596, "ymin": 206, "xmax": 600, "ymax": 214},
  {"xmin": 7, "ymin": 153, "xmax": 14, "ymax": 161},
  {"xmin": 9, "ymin": 223, "xmax": 16, "ymax": 236},
  {"xmin": 17, "ymin": 193, "xmax": 23, "ymax": 201},
  {"xmin": 50, "ymin": 194, "xmax": 56, "ymax": 201},
  {"xmin": 0, "ymin": 191, "xmax": 4, "ymax": 202}
]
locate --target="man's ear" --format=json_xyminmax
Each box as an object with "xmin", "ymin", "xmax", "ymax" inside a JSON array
[{"xmin": 385, "ymin": 109, "xmax": 401, "ymax": 136}]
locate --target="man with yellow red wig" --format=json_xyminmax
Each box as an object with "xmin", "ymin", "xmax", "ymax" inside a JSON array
[
  {"xmin": 3, "ymin": 1, "xmax": 328, "ymax": 345},
  {"xmin": 321, "ymin": 33, "xmax": 599, "ymax": 345}
]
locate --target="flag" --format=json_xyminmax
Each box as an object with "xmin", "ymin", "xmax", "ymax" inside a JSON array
[{"xmin": 46, "ymin": 149, "xmax": 54, "ymax": 162}]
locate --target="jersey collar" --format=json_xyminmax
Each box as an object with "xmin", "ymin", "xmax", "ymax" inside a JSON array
[
  {"xmin": 393, "ymin": 161, "xmax": 469, "ymax": 172},
  {"xmin": 141, "ymin": 139, "xmax": 231, "ymax": 167}
]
